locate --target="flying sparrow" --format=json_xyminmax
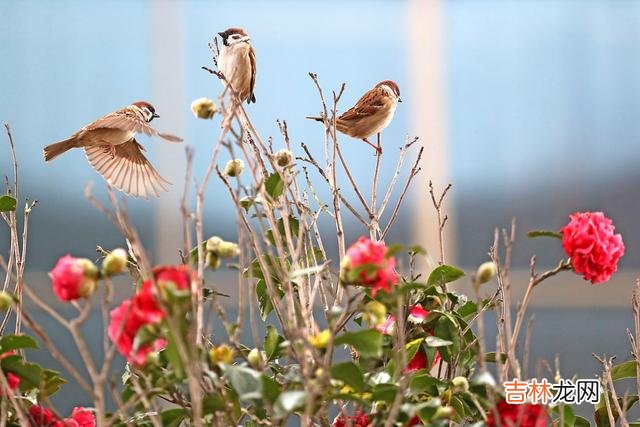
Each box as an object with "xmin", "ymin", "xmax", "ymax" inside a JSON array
[
  {"xmin": 217, "ymin": 27, "xmax": 257, "ymax": 104},
  {"xmin": 307, "ymin": 80, "xmax": 401, "ymax": 153},
  {"xmin": 43, "ymin": 101, "xmax": 182, "ymax": 198}
]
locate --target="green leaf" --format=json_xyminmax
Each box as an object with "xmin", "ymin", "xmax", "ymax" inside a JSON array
[
  {"xmin": 527, "ymin": 230, "xmax": 562, "ymax": 239},
  {"xmin": 0, "ymin": 334, "xmax": 38, "ymax": 352},
  {"xmin": 330, "ymin": 362, "xmax": 365, "ymax": 392},
  {"xmin": 611, "ymin": 360, "xmax": 637, "ymax": 381},
  {"xmin": 425, "ymin": 336, "xmax": 453, "ymax": 348},
  {"xmin": 551, "ymin": 404, "xmax": 576, "ymax": 427},
  {"xmin": 160, "ymin": 408, "xmax": 187, "ymax": 427},
  {"xmin": 574, "ymin": 416, "xmax": 591, "ymax": 427},
  {"xmin": 264, "ymin": 325, "xmax": 284, "ymax": 361},
  {"xmin": 334, "ymin": 329, "xmax": 383, "ymax": 358},
  {"xmin": 410, "ymin": 373, "xmax": 445, "ymax": 396},
  {"xmin": 1, "ymin": 355, "xmax": 42, "ymax": 390},
  {"xmin": 265, "ymin": 173, "xmax": 284, "ymax": 199},
  {"xmin": 0, "ymin": 195, "xmax": 16, "ymax": 212},
  {"xmin": 266, "ymin": 216, "xmax": 300, "ymax": 245},
  {"xmin": 371, "ymin": 383, "xmax": 398, "ymax": 403},
  {"xmin": 274, "ymin": 390, "xmax": 306, "ymax": 416},
  {"xmin": 202, "ymin": 394, "xmax": 226, "ymax": 413},
  {"xmin": 256, "ymin": 279, "xmax": 283, "ymax": 321},
  {"xmin": 224, "ymin": 365, "xmax": 262, "ymax": 402},
  {"xmin": 40, "ymin": 369, "xmax": 66, "ymax": 398},
  {"xmin": 433, "ymin": 314, "xmax": 460, "ymax": 363},
  {"xmin": 261, "ymin": 375, "xmax": 281, "ymax": 404},
  {"xmin": 595, "ymin": 395, "xmax": 639, "ymax": 427},
  {"xmin": 427, "ymin": 265, "xmax": 465, "ymax": 287},
  {"xmin": 164, "ymin": 329, "xmax": 185, "ymax": 380},
  {"xmin": 456, "ymin": 301, "xmax": 478, "ymax": 320}
]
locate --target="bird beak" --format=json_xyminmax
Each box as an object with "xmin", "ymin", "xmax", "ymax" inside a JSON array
[
  {"xmin": 152, "ymin": 113, "xmax": 160, "ymax": 119},
  {"xmin": 398, "ymin": 97, "xmax": 402, "ymax": 103},
  {"xmin": 217, "ymin": 32, "xmax": 225, "ymax": 37}
]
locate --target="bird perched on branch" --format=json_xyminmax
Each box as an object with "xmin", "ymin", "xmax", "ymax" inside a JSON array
[
  {"xmin": 217, "ymin": 27, "xmax": 257, "ymax": 104},
  {"xmin": 307, "ymin": 80, "xmax": 401, "ymax": 154},
  {"xmin": 43, "ymin": 101, "xmax": 182, "ymax": 198}
]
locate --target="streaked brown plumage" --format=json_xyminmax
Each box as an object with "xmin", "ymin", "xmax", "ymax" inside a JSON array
[
  {"xmin": 307, "ymin": 80, "xmax": 401, "ymax": 153},
  {"xmin": 217, "ymin": 27, "xmax": 257, "ymax": 104},
  {"xmin": 43, "ymin": 101, "xmax": 182, "ymax": 198}
]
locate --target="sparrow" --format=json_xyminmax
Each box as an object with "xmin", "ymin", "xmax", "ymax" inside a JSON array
[
  {"xmin": 217, "ymin": 27, "xmax": 257, "ymax": 104},
  {"xmin": 43, "ymin": 101, "xmax": 183, "ymax": 198},
  {"xmin": 307, "ymin": 80, "xmax": 401, "ymax": 153}
]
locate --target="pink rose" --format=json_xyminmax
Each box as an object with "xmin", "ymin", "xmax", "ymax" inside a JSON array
[
  {"xmin": 561, "ymin": 212, "xmax": 625, "ymax": 284},
  {"xmin": 63, "ymin": 407, "xmax": 95, "ymax": 427},
  {"xmin": 342, "ymin": 237, "xmax": 398, "ymax": 296},
  {"xmin": 108, "ymin": 281, "xmax": 166, "ymax": 366},
  {"xmin": 28, "ymin": 405, "xmax": 61, "ymax": 426},
  {"xmin": 333, "ymin": 410, "xmax": 372, "ymax": 427},
  {"xmin": 49, "ymin": 255, "xmax": 98, "ymax": 301}
]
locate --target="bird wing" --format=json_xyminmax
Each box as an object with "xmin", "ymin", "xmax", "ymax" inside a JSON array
[
  {"xmin": 85, "ymin": 107, "xmax": 183, "ymax": 143},
  {"xmin": 248, "ymin": 47, "xmax": 257, "ymax": 103},
  {"xmin": 84, "ymin": 138, "xmax": 171, "ymax": 198},
  {"xmin": 338, "ymin": 87, "xmax": 387, "ymax": 121}
]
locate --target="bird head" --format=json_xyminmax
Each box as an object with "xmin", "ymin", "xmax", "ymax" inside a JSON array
[
  {"xmin": 132, "ymin": 101, "xmax": 159, "ymax": 122},
  {"xmin": 218, "ymin": 27, "xmax": 251, "ymax": 46},
  {"xmin": 376, "ymin": 80, "xmax": 402, "ymax": 103}
]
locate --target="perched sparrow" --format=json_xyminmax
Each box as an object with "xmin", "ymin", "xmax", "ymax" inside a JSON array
[
  {"xmin": 43, "ymin": 101, "xmax": 182, "ymax": 198},
  {"xmin": 217, "ymin": 27, "xmax": 257, "ymax": 104},
  {"xmin": 307, "ymin": 80, "xmax": 401, "ymax": 153}
]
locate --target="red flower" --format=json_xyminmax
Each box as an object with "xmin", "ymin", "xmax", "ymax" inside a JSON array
[
  {"xmin": 561, "ymin": 212, "xmax": 625, "ymax": 284},
  {"xmin": 487, "ymin": 401, "xmax": 547, "ymax": 427},
  {"xmin": 153, "ymin": 265, "xmax": 191, "ymax": 291},
  {"xmin": 108, "ymin": 282, "xmax": 166, "ymax": 366},
  {"xmin": 333, "ymin": 410, "xmax": 372, "ymax": 427},
  {"xmin": 6, "ymin": 372, "xmax": 20, "ymax": 390},
  {"xmin": 404, "ymin": 349, "xmax": 441, "ymax": 373},
  {"xmin": 28, "ymin": 405, "xmax": 61, "ymax": 427},
  {"xmin": 49, "ymin": 255, "xmax": 98, "ymax": 301},
  {"xmin": 342, "ymin": 237, "xmax": 398, "ymax": 296},
  {"xmin": 63, "ymin": 407, "xmax": 95, "ymax": 427}
]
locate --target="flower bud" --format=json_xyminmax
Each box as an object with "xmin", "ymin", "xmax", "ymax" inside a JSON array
[
  {"xmin": 452, "ymin": 376, "xmax": 469, "ymax": 392},
  {"xmin": 216, "ymin": 241, "xmax": 239, "ymax": 259},
  {"xmin": 102, "ymin": 248, "xmax": 128, "ymax": 277},
  {"xmin": 274, "ymin": 149, "xmax": 293, "ymax": 167},
  {"xmin": 475, "ymin": 261, "xmax": 496, "ymax": 289},
  {"xmin": 362, "ymin": 300, "xmax": 387, "ymax": 327},
  {"xmin": 76, "ymin": 258, "xmax": 99, "ymax": 298},
  {"xmin": 206, "ymin": 252, "xmax": 221, "ymax": 270},
  {"xmin": 206, "ymin": 236, "xmax": 223, "ymax": 252},
  {"xmin": 224, "ymin": 159, "xmax": 245, "ymax": 177},
  {"xmin": 0, "ymin": 292, "xmax": 13, "ymax": 311},
  {"xmin": 210, "ymin": 344, "xmax": 234, "ymax": 365},
  {"xmin": 191, "ymin": 97, "xmax": 217, "ymax": 119},
  {"xmin": 247, "ymin": 348, "xmax": 263, "ymax": 368},
  {"xmin": 434, "ymin": 406, "xmax": 455, "ymax": 419},
  {"xmin": 77, "ymin": 258, "xmax": 99, "ymax": 280},
  {"xmin": 308, "ymin": 329, "xmax": 331, "ymax": 349}
]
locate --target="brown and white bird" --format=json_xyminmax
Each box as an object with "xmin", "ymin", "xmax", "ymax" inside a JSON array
[
  {"xmin": 43, "ymin": 101, "xmax": 182, "ymax": 198},
  {"xmin": 307, "ymin": 80, "xmax": 401, "ymax": 153},
  {"xmin": 217, "ymin": 27, "xmax": 257, "ymax": 104}
]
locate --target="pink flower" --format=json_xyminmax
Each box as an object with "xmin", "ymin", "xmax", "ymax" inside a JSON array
[
  {"xmin": 28, "ymin": 405, "xmax": 61, "ymax": 427},
  {"xmin": 376, "ymin": 305, "xmax": 430, "ymax": 334},
  {"xmin": 487, "ymin": 401, "xmax": 547, "ymax": 427},
  {"xmin": 333, "ymin": 411, "xmax": 372, "ymax": 427},
  {"xmin": 561, "ymin": 212, "xmax": 625, "ymax": 284},
  {"xmin": 153, "ymin": 265, "xmax": 191, "ymax": 291},
  {"xmin": 63, "ymin": 407, "xmax": 95, "ymax": 427},
  {"xmin": 342, "ymin": 237, "xmax": 398, "ymax": 296},
  {"xmin": 49, "ymin": 255, "xmax": 98, "ymax": 301},
  {"xmin": 108, "ymin": 281, "xmax": 166, "ymax": 366},
  {"xmin": 404, "ymin": 349, "xmax": 441, "ymax": 373}
]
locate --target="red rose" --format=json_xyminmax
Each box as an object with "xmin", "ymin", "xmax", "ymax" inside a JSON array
[
  {"xmin": 342, "ymin": 237, "xmax": 398, "ymax": 296},
  {"xmin": 63, "ymin": 407, "xmax": 95, "ymax": 427},
  {"xmin": 153, "ymin": 265, "xmax": 191, "ymax": 291},
  {"xmin": 108, "ymin": 282, "xmax": 166, "ymax": 366},
  {"xmin": 49, "ymin": 255, "xmax": 98, "ymax": 301},
  {"xmin": 561, "ymin": 212, "xmax": 625, "ymax": 284},
  {"xmin": 28, "ymin": 405, "xmax": 60, "ymax": 427},
  {"xmin": 487, "ymin": 401, "xmax": 547, "ymax": 427},
  {"xmin": 333, "ymin": 410, "xmax": 372, "ymax": 427}
]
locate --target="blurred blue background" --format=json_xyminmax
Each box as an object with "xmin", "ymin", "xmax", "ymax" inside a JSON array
[{"xmin": 1, "ymin": 0, "xmax": 640, "ymax": 418}]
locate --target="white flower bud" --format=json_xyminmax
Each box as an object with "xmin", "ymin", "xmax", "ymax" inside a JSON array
[
  {"xmin": 274, "ymin": 149, "xmax": 293, "ymax": 167},
  {"xmin": 191, "ymin": 97, "xmax": 217, "ymax": 119},
  {"xmin": 224, "ymin": 159, "xmax": 244, "ymax": 177}
]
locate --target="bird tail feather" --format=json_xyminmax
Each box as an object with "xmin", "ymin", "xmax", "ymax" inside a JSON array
[
  {"xmin": 305, "ymin": 116, "xmax": 324, "ymax": 122},
  {"xmin": 43, "ymin": 137, "xmax": 76, "ymax": 162}
]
